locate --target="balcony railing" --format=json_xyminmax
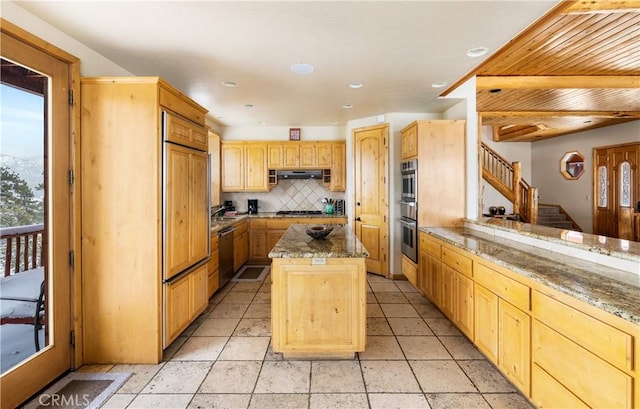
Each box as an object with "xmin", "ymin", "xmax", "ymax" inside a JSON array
[{"xmin": 0, "ymin": 224, "xmax": 44, "ymax": 277}]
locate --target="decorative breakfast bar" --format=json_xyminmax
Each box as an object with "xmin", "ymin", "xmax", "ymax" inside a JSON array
[{"xmin": 268, "ymin": 224, "xmax": 369, "ymax": 359}]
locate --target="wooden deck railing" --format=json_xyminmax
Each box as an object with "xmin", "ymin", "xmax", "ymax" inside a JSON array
[{"xmin": 0, "ymin": 224, "xmax": 44, "ymax": 277}]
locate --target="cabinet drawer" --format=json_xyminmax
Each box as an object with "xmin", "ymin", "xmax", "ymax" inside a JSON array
[
  {"xmin": 250, "ymin": 218, "xmax": 267, "ymax": 229},
  {"xmin": 475, "ymin": 263, "xmax": 529, "ymax": 311},
  {"xmin": 532, "ymin": 320, "xmax": 633, "ymax": 409},
  {"xmin": 420, "ymin": 234, "xmax": 441, "ymax": 258},
  {"xmin": 531, "ymin": 363, "xmax": 588, "ymax": 409},
  {"xmin": 441, "ymin": 245, "xmax": 472, "ymax": 278},
  {"xmin": 401, "ymin": 255, "xmax": 418, "ymax": 288},
  {"xmin": 233, "ymin": 220, "xmax": 248, "ymax": 235},
  {"xmin": 532, "ymin": 291, "xmax": 633, "ymax": 371}
]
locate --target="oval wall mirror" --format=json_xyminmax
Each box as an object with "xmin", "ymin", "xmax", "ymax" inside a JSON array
[{"xmin": 560, "ymin": 151, "xmax": 585, "ymax": 180}]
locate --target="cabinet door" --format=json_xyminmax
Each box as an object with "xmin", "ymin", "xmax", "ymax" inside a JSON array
[
  {"xmin": 440, "ymin": 264, "xmax": 455, "ymax": 319},
  {"xmin": 165, "ymin": 273, "xmax": 191, "ymax": 346},
  {"xmin": 267, "ymin": 229, "xmax": 287, "ymax": 254},
  {"xmin": 221, "ymin": 143, "xmax": 244, "ymax": 191},
  {"xmin": 245, "ymin": 143, "xmax": 268, "ymax": 191},
  {"xmin": 190, "ymin": 151, "xmax": 209, "ymax": 263},
  {"xmin": 208, "ymin": 235, "xmax": 219, "ymax": 297},
  {"xmin": 268, "ymin": 144, "xmax": 283, "ymax": 169},
  {"xmin": 330, "ymin": 143, "xmax": 346, "ymax": 191},
  {"xmin": 454, "ymin": 272, "xmax": 474, "ymax": 339},
  {"xmin": 424, "ymin": 253, "xmax": 441, "ymax": 304},
  {"xmin": 401, "ymin": 123, "xmax": 418, "ymax": 159},
  {"xmin": 283, "ymin": 144, "xmax": 300, "ymax": 167},
  {"xmin": 300, "ymin": 143, "xmax": 316, "ymax": 167},
  {"xmin": 474, "ymin": 284, "xmax": 498, "ymax": 362},
  {"xmin": 165, "ymin": 111, "xmax": 208, "ymax": 151},
  {"xmin": 316, "ymin": 143, "xmax": 332, "ymax": 168},
  {"xmin": 208, "ymin": 131, "xmax": 221, "ymax": 206},
  {"xmin": 249, "ymin": 230, "xmax": 268, "ymax": 263},
  {"xmin": 190, "ymin": 264, "xmax": 208, "ymax": 319},
  {"xmin": 401, "ymin": 255, "xmax": 418, "ymax": 289},
  {"xmin": 165, "ymin": 144, "xmax": 192, "ymax": 279},
  {"xmin": 499, "ymin": 299, "xmax": 530, "ymax": 393}
]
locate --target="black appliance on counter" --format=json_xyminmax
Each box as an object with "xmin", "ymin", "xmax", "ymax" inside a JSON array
[
  {"xmin": 224, "ymin": 200, "xmax": 235, "ymax": 211},
  {"xmin": 276, "ymin": 210, "xmax": 322, "ymax": 215},
  {"xmin": 248, "ymin": 199, "xmax": 258, "ymax": 214},
  {"xmin": 335, "ymin": 199, "xmax": 345, "ymax": 215}
]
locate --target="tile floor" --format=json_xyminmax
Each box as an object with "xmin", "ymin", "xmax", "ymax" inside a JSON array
[{"xmin": 100, "ymin": 273, "xmax": 535, "ymax": 409}]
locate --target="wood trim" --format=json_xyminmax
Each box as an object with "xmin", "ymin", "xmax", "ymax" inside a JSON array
[
  {"xmin": 476, "ymin": 75, "xmax": 640, "ymax": 89},
  {"xmin": 481, "ymin": 111, "xmax": 640, "ymax": 118}
]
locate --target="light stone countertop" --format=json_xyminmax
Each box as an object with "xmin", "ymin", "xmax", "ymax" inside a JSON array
[
  {"xmin": 420, "ymin": 226, "xmax": 640, "ymax": 325},
  {"xmin": 269, "ymin": 224, "xmax": 369, "ymax": 259}
]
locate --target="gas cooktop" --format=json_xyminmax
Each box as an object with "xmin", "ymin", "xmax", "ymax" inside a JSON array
[{"xmin": 276, "ymin": 210, "xmax": 322, "ymax": 215}]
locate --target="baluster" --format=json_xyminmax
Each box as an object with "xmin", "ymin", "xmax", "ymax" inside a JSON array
[
  {"xmin": 15, "ymin": 236, "xmax": 23, "ymax": 272},
  {"xmin": 23, "ymin": 235, "xmax": 30, "ymax": 271},
  {"xmin": 31, "ymin": 232, "xmax": 38, "ymax": 269},
  {"xmin": 4, "ymin": 237, "xmax": 12, "ymax": 277}
]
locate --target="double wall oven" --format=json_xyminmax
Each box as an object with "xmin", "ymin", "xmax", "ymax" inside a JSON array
[{"xmin": 399, "ymin": 159, "xmax": 418, "ymax": 262}]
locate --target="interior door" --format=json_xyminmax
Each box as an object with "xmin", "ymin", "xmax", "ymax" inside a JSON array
[
  {"xmin": 353, "ymin": 124, "xmax": 388, "ymax": 276},
  {"xmin": 0, "ymin": 31, "xmax": 72, "ymax": 408}
]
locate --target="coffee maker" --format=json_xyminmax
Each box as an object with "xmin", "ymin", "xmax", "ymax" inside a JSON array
[{"xmin": 248, "ymin": 199, "xmax": 258, "ymax": 214}]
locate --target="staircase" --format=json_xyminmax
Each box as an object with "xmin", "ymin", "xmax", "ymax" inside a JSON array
[{"xmin": 537, "ymin": 205, "xmax": 582, "ymax": 231}]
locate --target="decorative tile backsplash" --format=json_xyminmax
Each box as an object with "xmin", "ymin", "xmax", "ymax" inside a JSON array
[{"xmin": 222, "ymin": 179, "xmax": 345, "ymax": 213}]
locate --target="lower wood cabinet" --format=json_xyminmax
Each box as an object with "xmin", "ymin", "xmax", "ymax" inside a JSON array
[
  {"xmin": 233, "ymin": 219, "xmax": 249, "ymax": 272},
  {"xmin": 498, "ymin": 298, "xmax": 530, "ymax": 393},
  {"xmin": 164, "ymin": 263, "xmax": 208, "ymax": 347},
  {"xmin": 208, "ymin": 234, "xmax": 219, "ymax": 298},
  {"xmin": 453, "ymin": 272, "xmax": 474, "ymax": 339},
  {"xmin": 474, "ymin": 284, "xmax": 498, "ymax": 362},
  {"xmin": 401, "ymin": 255, "xmax": 418, "ymax": 288}
]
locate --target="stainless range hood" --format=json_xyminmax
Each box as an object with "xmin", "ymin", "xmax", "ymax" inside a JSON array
[{"xmin": 276, "ymin": 169, "xmax": 323, "ymax": 179}]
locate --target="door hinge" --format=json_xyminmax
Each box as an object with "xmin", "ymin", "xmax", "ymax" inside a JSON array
[
  {"xmin": 68, "ymin": 90, "xmax": 74, "ymax": 105},
  {"xmin": 69, "ymin": 250, "xmax": 75, "ymax": 268},
  {"xmin": 68, "ymin": 169, "xmax": 74, "ymax": 185},
  {"xmin": 70, "ymin": 330, "xmax": 75, "ymax": 346}
]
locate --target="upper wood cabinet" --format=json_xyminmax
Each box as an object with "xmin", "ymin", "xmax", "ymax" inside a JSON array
[
  {"xmin": 401, "ymin": 122, "xmax": 418, "ymax": 160},
  {"xmin": 221, "ymin": 142, "xmax": 269, "ymax": 192},
  {"xmin": 300, "ymin": 143, "xmax": 316, "ymax": 167},
  {"xmin": 208, "ymin": 130, "xmax": 221, "ymax": 206},
  {"xmin": 329, "ymin": 142, "xmax": 346, "ymax": 191},
  {"xmin": 316, "ymin": 143, "xmax": 332, "ymax": 168},
  {"xmin": 268, "ymin": 144, "xmax": 283, "ymax": 168},
  {"xmin": 165, "ymin": 112, "xmax": 208, "ymax": 151}
]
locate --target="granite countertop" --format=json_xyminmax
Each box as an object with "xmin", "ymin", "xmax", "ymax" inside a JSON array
[
  {"xmin": 247, "ymin": 212, "xmax": 347, "ymax": 219},
  {"xmin": 269, "ymin": 224, "xmax": 369, "ymax": 259},
  {"xmin": 420, "ymin": 226, "xmax": 640, "ymax": 325}
]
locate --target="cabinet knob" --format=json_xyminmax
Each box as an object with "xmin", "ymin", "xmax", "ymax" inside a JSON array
[
  {"xmin": 356, "ymin": 202, "xmax": 361, "ymax": 206},
  {"xmin": 355, "ymin": 217, "xmax": 361, "ymax": 221}
]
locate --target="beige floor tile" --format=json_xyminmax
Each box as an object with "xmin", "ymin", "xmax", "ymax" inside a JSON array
[
  {"xmin": 368, "ymin": 393, "xmax": 430, "ymax": 409},
  {"xmin": 192, "ymin": 318, "xmax": 240, "ymax": 336},
  {"xmin": 397, "ymin": 336, "xmax": 451, "ymax": 360},
  {"xmin": 459, "ymin": 360, "xmax": 518, "ymax": 393},
  {"xmin": 248, "ymin": 393, "xmax": 309, "ymax": 409},
  {"xmin": 388, "ymin": 317, "xmax": 433, "ymax": 335},
  {"xmin": 395, "ymin": 280, "xmax": 419, "ymax": 293},
  {"xmin": 424, "ymin": 317, "xmax": 463, "ymax": 335},
  {"xmin": 244, "ymin": 303, "xmax": 271, "ymax": 318},
  {"xmin": 310, "ymin": 361, "xmax": 365, "ymax": 393},
  {"xmin": 426, "ymin": 393, "xmax": 491, "ymax": 409},
  {"xmin": 367, "ymin": 303, "xmax": 385, "ymax": 317},
  {"xmin": 367, "ymin": 274, "xmax": 390, "ymax": 283},
  {"xmin": 252, "ymin": 292, "xmax": 271, "ymax": 304},
  {"xmin": 189, "ymin": 393, "xmax": 251, "ymax": 409},
  {"xmin": 181, "ymin": 315, "xmax": 208, "ymax": 336},
  {"xmin": 359, "ymin": 336, "xmax": 405, "ymax": 360},
  {"xmin": 128, "ymin": 394, "xmax": 193, "ymax": 409},
  {"xmin": 229, "ymin": 281, "xmax": 262, "ymax": 293},
  {"xmin": 410, "ymin": 360, "xmax": 477, "ymax": 393},
  {"xmin": 233, "ymin": 318, "xmax": 271, "ymax": 336},
  {"xmin": 360, "ymin": 361, "xmax": 421, "ymax": 393},
  {"xmin": 367, "ymin": 292, "xmax": 378, "ymax": 303},
  {"xmin": 102, "ymin": 393, "xmax": 136, "ymax": 409},
  {"xmin": 370, "ymin": 282, "xmax": 401, "ymax": 293},
  {"xmin": 198, "ymin": 361, "xmax": 262, "ymax": 393},
  {"xmin": 482, "ymin": 393, "xmax": 535, "ymax": 409},
  {"xmin": 254, "ymin": 361, "xmax": 311, "ymax": 393},
  {"xmin": 170, "ymin": 336, "xmax": 228, "ymax": 361},
  {"xmin": 209, "ymin": 303, "xmax": 249, "ymax": 318},
  {"xmin": 309, "ymin": 393, "xmax": 368, "ymax": 409},
  {"xmin": 109, "ymin": 364, "xmax": 164, "ymax": 393},
  {"xmin": 439, "ymin": 336, "xmax": 485, "ymax": 360},
  {"xmin": 162, "ymin": 336, "xmax": 187, "ymax": 361},
  {"xmin": 366, "ymin": 317, "xmax": 393, "ymax": 335},
  {"xmin": 264, "ymin": 341, "xmax": 284, "ymax": 361},
  {"xmin": 77, "ymin": 364, "xmax": 114, "ymax": 372},
  {"xmin": 375, "ymin": 292, "xmax": 409, "ymax": 303},
  {"xmin": 405, "ymin": 292, "xmax": 431, "ymax": 304},
  {"xmin": 142, "ymin": 361, "xmax": 212, "ymax": 393},
  {"xmin": 220, "ymin": 292, "xmax": 256, "ymax": 304},
  {"xmin": 413, "ymin": 303, "xmax": 445, "ymax": 318},
  {"xmin": 218, "ymin": 336, "xmax": 270, "ymax": 360},
  {"xmin": 380, "ymin": 303, "xmax": 420, "ymax": 318}
]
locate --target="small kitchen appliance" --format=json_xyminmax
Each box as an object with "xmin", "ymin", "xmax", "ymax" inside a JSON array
[
  {"xmin": 224, "ymin": 200, "xmax": 235, "ymax": 211},
  {"xmin": 248, "ymin": 199, "xmax": 258, "ymax": 214}
]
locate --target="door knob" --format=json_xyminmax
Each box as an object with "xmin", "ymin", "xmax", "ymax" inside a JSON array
[
  {"xmin": 355, "ymin": 217, "xmax": 361, "ymax": 221},
  {"xmin": 356, "ymin": 202, "xmax": 361, "ymax": 206}
]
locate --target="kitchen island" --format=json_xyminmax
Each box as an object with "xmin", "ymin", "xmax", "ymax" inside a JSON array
[{"xmin": 269, "ymin": 224, "xmax": 369, "ymax": 359}]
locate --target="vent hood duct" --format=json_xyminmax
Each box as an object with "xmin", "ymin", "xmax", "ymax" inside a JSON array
[{"xmin": 276, "ymin": 170, "xmax": 323, "ymax": 180}]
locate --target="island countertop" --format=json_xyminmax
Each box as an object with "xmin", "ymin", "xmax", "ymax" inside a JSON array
[{"xmin": 269, "ymin": 224, "xmax": 369, "ymax": 259}]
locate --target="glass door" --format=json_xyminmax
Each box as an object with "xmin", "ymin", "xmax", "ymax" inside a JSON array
[{"xmin": 0, "ymin": 29, "xmax": 72, "ymax": 408}]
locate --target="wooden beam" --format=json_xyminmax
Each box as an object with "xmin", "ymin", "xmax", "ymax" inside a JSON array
[
  {"xmin": 476, "ymin": 76, "xmax": 640, "ymax": 89},
  {"xmin": 567, "ymin": 0, "xmax": 640, "ymax": 14},
  {"xmin": 480, "ymin": 111, "xmax": 640, "ymax": 118}
]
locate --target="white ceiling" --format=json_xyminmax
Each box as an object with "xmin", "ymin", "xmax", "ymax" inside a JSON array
[{"xmin": 14, "ymin": 0, "xmax": 559, "ymax": 127}]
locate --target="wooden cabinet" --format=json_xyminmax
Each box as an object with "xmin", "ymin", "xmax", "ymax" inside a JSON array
[
  {"xmin": 401, "ymin": 121, "xmax": 418, "ymax": 160},
  {"xmin": 316, "ymin": 143, "xmax": 332, "ymax": 168},
  {"xmin": 474, "ymin": 284, "xmax": 498, "ymax": 362},
  {"xmin": 221, "ymin": 142, "xmax": 269, "ymax": 192},
  {"xmin": 208, "ymin": 234, "xmax": 219, "ymax": 298},
  {"xmin": 300, "ymin": 143, "xmax": 316, "ymax": 167},
  {"xmin": 80, "ymin": 77, "xmax": 208, "ymax": 363},
  {"xmin": 329, "ymin": 142, "xmax": 346, "ymax": 191},
  {"xmin": 454, "ymin": 272, "xmax": 474, "ymax": 338},
  {"xmin": 208, "ymin": 130, "xmax": 221, "ymax": 206},
  {"xmin": 499, "ymin": 299, "xmax": 530, "ymax": 392},
  {"xmin": 165, "ymin": 263, "xmax": 208, "ymax": 346},
  {"xmin": 233, "ymin": 219, "xmax": 249, "ymax": 272},
  {"xmin": 418, "ymin": 233, "xmax": 441, "ymax": 303},
  {"xmin": 440, "ymin": 245, "xmax": 473, "ymax": 338},
  {"xmin": 248, "ymin": 218, "xmax": 268, "ymax": 262},
  {"xmin": 401, "ymin": 255, "xmax": 418, "ymax": 288},
  {"xmin": 267, "ymin": 144, "xmax": 283, "ymax": 168}
]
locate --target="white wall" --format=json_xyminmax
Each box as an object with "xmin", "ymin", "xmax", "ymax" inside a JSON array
[
  {"xmin": 220, "ymin": 126, "xmax": 345, "ymax": 141},
  {"xmin": 3, "ymin": 1, "xmax": 133, "ymax": 76},
  {"xmin": 531, "ymin": 121, "xmax": 640, "ymax": 233}
]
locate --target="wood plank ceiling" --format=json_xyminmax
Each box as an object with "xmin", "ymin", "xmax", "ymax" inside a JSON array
[{"xmin": 447, "ymin": 0, "xmax": 640, "ymax": 142}]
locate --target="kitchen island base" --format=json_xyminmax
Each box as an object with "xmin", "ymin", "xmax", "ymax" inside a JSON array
[{"xmin": 270, "ymin": 258, "xmax": 366, "ymax": 359}]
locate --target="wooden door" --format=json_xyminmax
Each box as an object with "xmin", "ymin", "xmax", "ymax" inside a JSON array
[
  {"xmin": 330, "ymin": 143, "xmax": 346, "ymax": 191},
  {"xmin": 499, "ymin": 299, "xmax": 530, "ymax": 392},
  {"xmin": 300, "ymin": 143, "xmax": 316, "ymax": 167},
  {"xmin": 353, "ymin": 124, "xmax": 388, "ymax": 276},
  {"xmin": 208, "ymin": 130, "xmax": 221, "ymax": 206},
  {"xmin": 283, "ymin": 144, "xmax": 300, "ymax": 168},
  {"xmin": 221, "ymin": 143, "xmax": 244, "ymax": 191},
  {"xmin": 245, "ymin": 143, "xmax": 268, "ymax": 191},
  {"xmin": 316, "ymin": 143, "xmax": 332, "ymax": 168},
  {"xmin": 0, "ymin": 27, "xmax": 74, "ymax": 408},
  {"xmin": 268, "ymin": 144, "xmax": 283, "ymax": 169},
  {"xmin": 165, "ymin": 144, "xmax": 192, "ymax": 279},
  {"xmin": 440, "ymin": 265, "xmax": 455, "ymax": 319},
  {"xmin": 474, "ymin": 284, "xmax": 498, "ymax": 362},
  {"xmin": 593, "ymin": 147, "xmax": 611, "ymax": 237},
  {"xmin": 454, "ymin": 272, "xmax": 474, "ymax": 339},
  {"xmin": 190, "ymin": 150, "xmax": 209, "ymax": 263}
]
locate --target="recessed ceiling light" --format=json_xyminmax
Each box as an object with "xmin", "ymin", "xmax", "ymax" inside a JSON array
[
  {"xmin": 466, "ymin": 47, "xmax": 489, "ymax": 57},
  {"xmin": 329, "ymin": 121, "xmax": 339, "ymax": 125},
  {"xmin": 258, "ymin": 121, "xmax": 267, "ymax": 125},
  {"xmin": 290, "ymin": 63, "xmax": 315, "ymax": 75},
  {"xmin": 221, "ymin": 81, "xmax": 237, "ymax": 88},
  {"xmin": 431, "ymin": 81, "xmax": 448, "ymax": 88},
  {"xmin": 348, "ymin": 82, "xmax": 364, "ymax": 89},
  {"xmin": 341, "ymin": 104, "xmax": 353, "ymax": 109},
  {"xmin": 244, "ymin": 104, "xmax": 254, "ymax": 109}
]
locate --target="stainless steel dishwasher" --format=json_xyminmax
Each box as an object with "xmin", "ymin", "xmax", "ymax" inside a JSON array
[{"xmin": 218, "ymin": 226, "xmax": 235, "ymax": 287}]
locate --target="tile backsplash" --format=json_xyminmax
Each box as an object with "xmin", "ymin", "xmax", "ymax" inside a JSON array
[{"xmin": 222, "ymin": 179, "xmax": 345, "ymax": 213}]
